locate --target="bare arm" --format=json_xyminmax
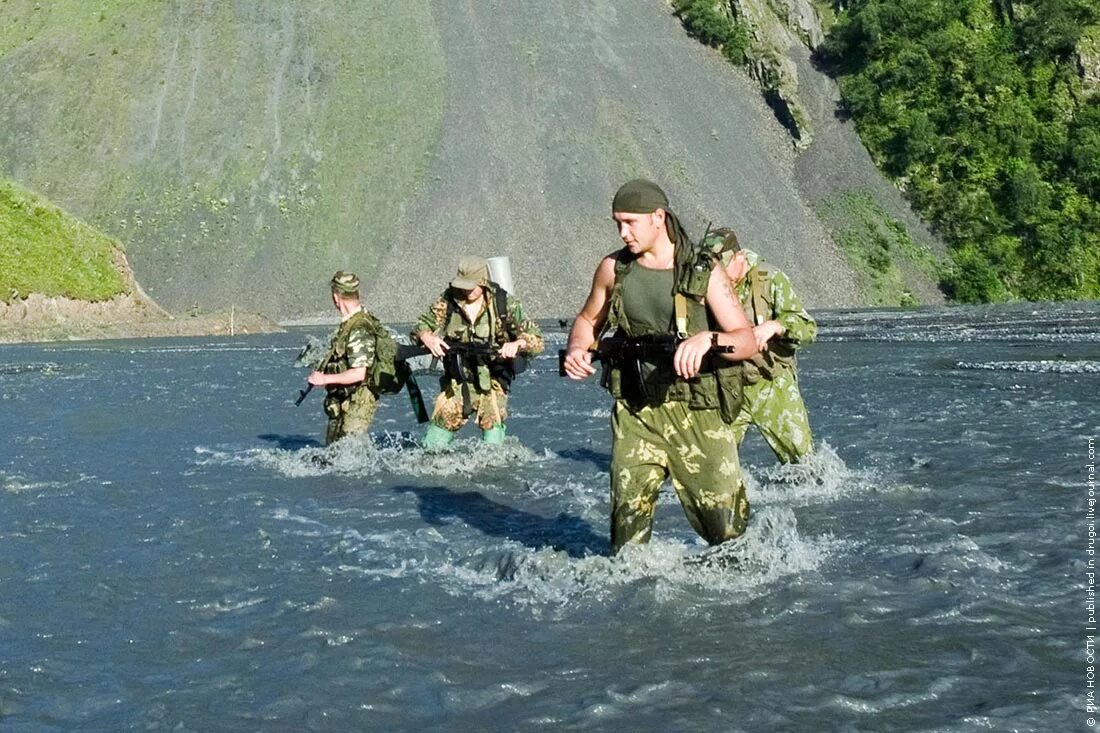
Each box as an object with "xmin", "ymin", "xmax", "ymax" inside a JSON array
[
  {"xmin": 562, "ymin": 255, "xmax": 617, "ymax": 380},
  {"xmin": 308, "ymin": 366, "xmax": 367, "ymax": 387},
  {"xmin": 673, "ymin": 266, "xmax": 758, "ymax": 378}
]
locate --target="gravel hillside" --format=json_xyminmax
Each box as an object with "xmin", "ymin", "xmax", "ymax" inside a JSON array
[
  {"xmin": 368, "ymin": 0, "xmax": 859, "ymax": 321},
  {"xmin": 0, "ymin": 1, "xmax": 921, "ymax": 321}
]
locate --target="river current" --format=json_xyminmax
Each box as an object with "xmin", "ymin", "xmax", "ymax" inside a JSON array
[{"xmin": 1, "ymin": 301, "xmax": 1096, "ymax": 731}]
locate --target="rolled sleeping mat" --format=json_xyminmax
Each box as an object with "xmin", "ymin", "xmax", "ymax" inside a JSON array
[{"xmin": 486, "ymin": 256, "xmax": 514, "ymax": 294}]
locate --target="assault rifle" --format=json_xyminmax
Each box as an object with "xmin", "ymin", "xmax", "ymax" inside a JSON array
[
  {"xmin": 295, "ymin": 340, "xmax": 516, "ymax": 419},
  {"xmin": 404, "ymin": 340, "xmax": 517, "ymax": 417},
  {"xmin": 556, "ymin": 334, "xmax": 738, "ymax": 377},
  {"xmin": 294, "ymin": 337, "xmax": 333, "ymax": 406},
  {"xmin": 558, "ymin": 334, "xmax": 743, "ymax": 408}
]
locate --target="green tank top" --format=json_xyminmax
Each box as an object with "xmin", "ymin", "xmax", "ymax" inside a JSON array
[{"xmin": 619, "ymin": 265, "xmax": 674, "ymax": 337}]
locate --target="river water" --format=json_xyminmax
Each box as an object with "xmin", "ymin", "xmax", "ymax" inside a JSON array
[{"xmin": 0, "ymin": 302, "xmax": 1096, "ymax": 731}]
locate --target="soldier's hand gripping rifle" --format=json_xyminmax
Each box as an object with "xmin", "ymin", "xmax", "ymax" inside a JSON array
[
  {"xmin": 558, "ymin": 334, "xmax": 742, "ymax": 414},
  {"xmin": 556, "ymin": 334, "xmax": 739, "ymax": 376},
  {"xmin": 394, "ymin": 340, "xmax": 505, "ymax": 421}
]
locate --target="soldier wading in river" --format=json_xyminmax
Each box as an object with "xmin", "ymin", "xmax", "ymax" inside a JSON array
[
  {"xmin": 413, "ymin": 256, "xmax": 544, "ymax": 447},
  {"xmin": 307, "ymin": 271, "xmax": 398, "ymax": 445},
  {"xmin": 561, "ymin": 179, "xmax": 759, "ymax": 555}
]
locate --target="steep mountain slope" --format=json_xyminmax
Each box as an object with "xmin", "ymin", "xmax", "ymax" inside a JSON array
[
  {"xmin": 0, "ymin": 0, "xmax": 444, "ymax": 318},
  {"xmin": 0, "ymin": 0, "xmax": 924, "ymax": 320}
]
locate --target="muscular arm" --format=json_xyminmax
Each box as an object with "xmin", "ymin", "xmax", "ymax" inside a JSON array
[
  {"xmin": 673, "ymin": 265, "xmax": 758, "ymax": 378},
  {"xmin": 562, "ymin": 255, "xmax": 617, "ymax": 380}
]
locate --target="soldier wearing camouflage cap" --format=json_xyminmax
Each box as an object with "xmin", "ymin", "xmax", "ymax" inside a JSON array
[
  {"xmin": 708, "ymin": 230, "xmax": 817, "ymax": 462},
  {"xmin": 412, "ymin": 256, "xmax": 544, "ymax": 447},
  {"xmin": 307, "ymin": 271, "xmax": 396, "ymax": 444}
]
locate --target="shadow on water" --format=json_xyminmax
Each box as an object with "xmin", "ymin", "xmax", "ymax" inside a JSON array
[
  {"xmin": 395, "ymin": 485, "xmax": 607, "ymax": 559},
  {"xmin": 258, "ymin": 433, "xmax": 323, "ymax": 450},
  {"xmin": 554, "ymin": 447, "xmax": 611, "ymax": 471}
]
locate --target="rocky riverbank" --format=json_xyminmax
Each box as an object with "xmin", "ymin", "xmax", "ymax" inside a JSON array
[{"xmin": 0, "ymin": 293, "xmax": 282, "ymax": 344}]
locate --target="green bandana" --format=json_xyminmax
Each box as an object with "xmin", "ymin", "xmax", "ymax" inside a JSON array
[
  {"xmin": 611, "ymin": 179, "xmax": 669, "ymax": 213},
  {"xmin": 611, "ymin": 179, "xmax": 707, "ymax": 297}
]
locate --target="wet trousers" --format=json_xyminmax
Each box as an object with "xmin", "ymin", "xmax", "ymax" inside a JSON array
[
  {"xmin": 731, "ymin": 366, "xmax": 813, "ymax": 463},
  {"xmin": 324, "ymin": 386, "xmax": 379, "ymax": 445},
  {"xmin": 610, "ymin": 400, "xmax": 750, "ymax": 554},
  {"xmin": 429, "ymin": 379, "xmax": 508, "ymax": 432}
]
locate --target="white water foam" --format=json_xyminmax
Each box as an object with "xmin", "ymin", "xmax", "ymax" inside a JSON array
[
  {"xmin": 193, "ymin": 433, "xmax": 542, "ymax": 478},
  {"xmin": 748, "ymin": 443, "xmax": 907, "ymax": 507},
  {"xmin": 954, "ymin": 359, "xmax": 1100, "ymax": 373}
]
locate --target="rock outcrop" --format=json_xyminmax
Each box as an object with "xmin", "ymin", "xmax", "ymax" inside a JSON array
[
  {"xmin": 725, "ymin": 0, "xmax": 826, "ymax": 148},
  {"xmin": 1079, "ymin": 26, "xmax": 1100, "ymax": 96}
]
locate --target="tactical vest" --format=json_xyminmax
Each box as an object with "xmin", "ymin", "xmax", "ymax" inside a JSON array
[
  {"xmin": 441, "ymin": 283, "xmax": 521, "ymax": 392},
  {"xmin": 602, "ymin": 247, "xmax": 743, "ymax": 421},
  {"xmin": 741, "ymin": 262, "xmax": 797, "ymax": 384}
]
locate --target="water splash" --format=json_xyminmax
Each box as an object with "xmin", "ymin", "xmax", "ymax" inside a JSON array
[
  {"xmin": 195, "ymin": 433, "xmax": 542, "ymax": 478},
  {"xmin": 748, "ymin": 443, "xmax": 901, "ymax": 506},
  {"xmin": 262, "ymin": 489, "xmax": 842, "ymax": 617}
]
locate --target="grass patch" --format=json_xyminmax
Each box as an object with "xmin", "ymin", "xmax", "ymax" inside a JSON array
[
  {"xmin": 817, "ymin": 191, "xmax": 941, "ymax": 306},
  {"xmin": 0, "ymin": 178, "xmax": 128, "ymax": 303}
]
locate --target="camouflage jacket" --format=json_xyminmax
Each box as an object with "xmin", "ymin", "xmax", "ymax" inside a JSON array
[
  {"xmin": 322, "ymin": 309, "xmax": 381, "ymax": 398},
  {"xmin": 413, "ymin": 286, "xmax": 545, "ymax": 356},
  {"xmin": 734, "ymin": 249, "xmax": 817, "ymax": 347}
]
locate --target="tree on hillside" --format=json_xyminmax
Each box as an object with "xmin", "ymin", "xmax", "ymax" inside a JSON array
[{"xmin": 821, "ymin": 0, "xmax": 1100, "ymax": 302}]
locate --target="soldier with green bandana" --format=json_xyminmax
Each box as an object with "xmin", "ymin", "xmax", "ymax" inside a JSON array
[
  {"xmin": 307, "ymin": 271, "xmax": 395, "ymax": 445},
  {"xmin": 561, "ymin": 180, "xmax": 759, "ymax": 555},
  {"xmin": 412, "ymin": 256, "xmax": 544, "ymax": 447}
]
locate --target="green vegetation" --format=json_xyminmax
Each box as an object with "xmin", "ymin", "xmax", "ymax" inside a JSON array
[
  {"xmin": 820, "ymin": 0, "xmax": 1100, "ymax": 302},
  {"xmin": 0, "ymin": 178, "xmax": 128, "ymax": 302},
  {"xmin": 672, "ymin": 0, "xmax": 752, "ymax": 65},
  {"xmin": 817, "ymin": 191, "xmax": 939, "ymax": 306}
]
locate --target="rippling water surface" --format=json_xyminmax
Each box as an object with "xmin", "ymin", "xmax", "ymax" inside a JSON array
[{"xmin": 1, "ymin": 302, "xmax": 1095, "ymax": 731}]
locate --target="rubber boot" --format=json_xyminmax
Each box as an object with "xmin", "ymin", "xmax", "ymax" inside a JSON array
[
  {"xmin": 481, "ymin": 424, "xmax": 506, "ymax": 445},
  {"xmin": 422, "ymin": 424, "xmax": 455, "ymax": 449}
]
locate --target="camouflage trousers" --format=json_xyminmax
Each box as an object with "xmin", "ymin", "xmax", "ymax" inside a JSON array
[
  {"xmin": 610, "ymin": 400, "xmax": 750, "ymax": 554},
  {"xmin": 324, "ymin": 386, "xmax": 379, "ymax": 445},
  {"xmin": 430, "ymin": 379, "xmax": 507, "ymax": 432},
  {"xmin": 731, "ymin": 366, "xmax": 813, "ymax": 463}
]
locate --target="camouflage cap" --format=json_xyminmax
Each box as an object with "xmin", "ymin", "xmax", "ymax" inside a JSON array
[
  {"xmin": 330, "ymin": 270, "xmax": 360, "ymax": 295},
  {"xmin": 703, "ymin": 227, "xmax": 740, "ymax": 254},
  {"xmin": 450, "ymin": 256, "xmax": 490, "ymax": 290}
]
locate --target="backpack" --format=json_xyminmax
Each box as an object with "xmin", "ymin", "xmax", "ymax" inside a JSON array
[{"xmin": 365, "ymin": 318, "xmax": 408, "ymax": 395}]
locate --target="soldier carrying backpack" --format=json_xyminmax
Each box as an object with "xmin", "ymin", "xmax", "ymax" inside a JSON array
[
  {"xmin": 704, "ymin": 228, "xmax": 818, "ymax": 463},
  {"xmin": 304, "ymin": 271, "xmax": 402, "ymax": 445},
  {"xmin": 412, "ymin": 256, "xmax": 544, "ymax": 447}
]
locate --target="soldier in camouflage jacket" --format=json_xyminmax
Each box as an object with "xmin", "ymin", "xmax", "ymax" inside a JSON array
[
  {"xmin": 412, "ymin": 256, "xmax": 544, "ymax": 447},
  {"xmin": 308, "ymin": 271, "xmax": 394, "ymax": 445}
]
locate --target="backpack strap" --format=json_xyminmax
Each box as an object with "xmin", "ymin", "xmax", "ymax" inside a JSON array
[{"xmin": 747, "ymin": 261, "xmax": 775, "ymax": 326}]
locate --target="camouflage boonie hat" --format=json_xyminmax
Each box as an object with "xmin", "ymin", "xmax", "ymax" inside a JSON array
[
  {"xmin": 702, "ymin": 227, "xmax": 740, "ymax": 255},
  {"xmin": 450, "ymin": 256, "xmax": 490, "ymax": 290},
  {"xmin": 330, "ymin": 270, "xmax": 360, "ymax": 295}
]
